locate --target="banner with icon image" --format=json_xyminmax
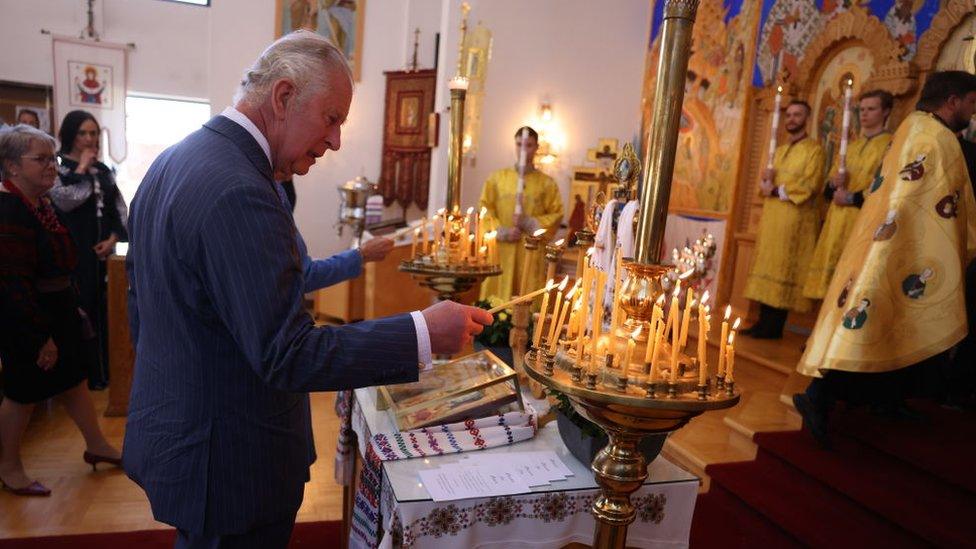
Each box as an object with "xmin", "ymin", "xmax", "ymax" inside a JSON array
[{"xmin": 52, "ymin": 36, "xmax": 128, "ymax": 162}]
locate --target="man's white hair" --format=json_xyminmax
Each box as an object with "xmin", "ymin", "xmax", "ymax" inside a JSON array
[{"xmin": 233, "ymin": 30, "xmax": 353, "ymax": 107}]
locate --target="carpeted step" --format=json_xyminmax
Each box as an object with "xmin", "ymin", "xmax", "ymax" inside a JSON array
[
  {"xmin": 706, "ymin": 451, "xmax": 927, "ymax": 548},
  {"xmin": 691, "ymin": 484, "xmax": 802, "ymax": 549},
  {"xmin": 832, "ymin": 400, "xmax": 976, "ymax": 495},
  {"xmin": 755, "ymin": 429, "xmax": 976, "ymax": 547}
]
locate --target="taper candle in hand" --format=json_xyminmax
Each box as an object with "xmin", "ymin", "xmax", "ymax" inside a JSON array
[{"xmin": 838, "ymin": 78, "xmax": 854, "ymax": 176}]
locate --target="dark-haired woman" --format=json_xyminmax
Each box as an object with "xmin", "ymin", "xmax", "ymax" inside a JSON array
[
  {"xmin": 49, "ymin": 110, "xmax": 128, "ymax": 389},
  {"xmin": 0, "ymin": 125, "xmax": 121, "ymax": 496}
]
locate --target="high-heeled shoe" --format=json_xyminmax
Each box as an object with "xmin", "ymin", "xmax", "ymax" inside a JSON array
[
  {"xmin": 83, "ymin": 451, "xmax": 122, "ymax": 471},
  {"xmin": 0, "ymin": 478, "xmax": 51, "ymax": 497}
]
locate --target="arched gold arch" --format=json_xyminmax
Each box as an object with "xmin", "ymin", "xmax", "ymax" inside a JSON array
[{"xmin": 914, "ymin": 0, "xmax": 974, "ymax": 72}]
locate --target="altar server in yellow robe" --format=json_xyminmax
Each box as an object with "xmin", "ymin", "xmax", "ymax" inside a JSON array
[
  {"xmin": 743, "ymin": 101, "xmax": 825, "ymax": 339},
  {"xmin": 803, "ymin": 90, "xmax": 894, "ymax": 299},
  {"xmin": 479, "ymin": 126, "xmax": 564, "ymax": 301},
  {"xmin": 794, "ymin": 71, "xmax": 976, "ymax": 448}
]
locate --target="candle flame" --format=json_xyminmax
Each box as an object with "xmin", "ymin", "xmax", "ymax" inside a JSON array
[
  {"xmin": 480, "ymin": 206, "xmax": 487, "ymax": 216},
  {"xmin": 656, "ymin": 295, "xmax": 665, "ymax": 306},
  {"xmin": 847, "ymin": 78, "xmax": 853, "ymax": 87},
  {"xmin": 557, "ymin": 276, "xmax": 570, "ymax": 291},
  {"xmin": 466, "ymin": 206, "xmax": 474, "ymax": 215},
  {"xmin": 728, "ymin": 332, "xmax": 735, "ymax": 346},
  {"xmin": 679, "ymin": 269, "xmax": 695, "ymax": 279},
  {"xmin": 724, "ymin": 305, "xmax": 732, "ymax": 320},
  {"xmin": 414, "ymin": 228, "xmax": 420, "ymax": 235},
  {"xmin": 566, "ymin": 282, "xmax": 579, "ymax": 299},
  {"xmin": 631, "ymin": 327, "xmax": 642, "ymax": 338},
  {"xmin": 776, "ymin": 85, "xmax": 783, "ymax": 93},
  {"xmin": 700, "ymin": 290, "xmax": 710, "ymax": 305},
  {"xmin": 469, "ymin": 234, "xmax": 475, "ymax": 241},
  {"xmin": 673, "ymin": 280, "xmax": 682, "ymax": 296},
  {"xmin": 437, "ymin": 208, "xmax": 446, "ymax": 215},
  {"xmin": 533, "ymin": 228, "xmax": 547, "ymax": 237},
  {"xmin": 545, "ymin": 278, "xmax": 556, "ymax": 289},
  {"xmin": 586, "ymin": 247, "xmax": 596, "ymax": 257},
  {"xmin": 732, "ymin": 317, "xmax": 741, "ymax": 330},
  {"xmin": 554, "ymin": 238, "xmax": 565, "ymax": 247}
]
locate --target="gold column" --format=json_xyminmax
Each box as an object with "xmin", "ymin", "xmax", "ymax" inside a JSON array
[
  {"xmin": 633, "ymin": 0, "xmax": 700, "ymax": 265},
  {"xmin": 446, "ymin": 87, "xmax": 466, "ymax": 214}
]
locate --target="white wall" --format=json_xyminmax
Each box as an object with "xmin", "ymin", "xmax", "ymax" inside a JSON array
[
  {"xmin": 1, "ymin": 0, "xmax": 651, "ymax": 259},
  {"xmin": 0, "ymin": 0, "xmax": 210, "ymax": 99}
]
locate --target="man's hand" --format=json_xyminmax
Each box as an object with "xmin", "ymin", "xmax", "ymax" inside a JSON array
[
  {"xmin": 359, "ymin": 237, "xmax": 394, "ymax": 263},
  {"xmin": 830, "ymin": 171, "xmax": 848, "ymax": 189},
  {"xmin": 759, "ymin": 179, "xmax": 775, "ymax": 197},
  {"xmin": 762, "ymin": 168, "xmax": 776, "ymax": 183},
  {"xmin": 421, "ymin": 300, "xmax": 493, "ymax": 356},
  {"xmin": 497, "ymin": 226, "xmax": 522, "ymax": 242},
  {"xmin": 93, "ymin": 234, "xmax": 118, "ymax": 259},
  {"xmin": 833, "ymin": 187, "xmax": 851, "ymax": 206},
  {"xmin": 36, "ymin": 337, "xmax": 58, "ymax": 370}
]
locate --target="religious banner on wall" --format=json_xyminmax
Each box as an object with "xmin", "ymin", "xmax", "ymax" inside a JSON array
[
  {"xmin": 52, "ymin": 36, "xmax": 128, "ymax": 163},
  {"xmin": 643, "ymin": 0, "xmax": 761, "ymax": 215},
  {"xmin": 275, "ymin": 0, "xmax": 366, "ymax": 81}
]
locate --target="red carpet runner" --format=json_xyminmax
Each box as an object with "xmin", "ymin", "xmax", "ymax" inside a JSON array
[
  {"xmin": 0, "ymin": 520, "xmax": 341, "ymax": 548},
  {"xmin": 690, "ymin": 400, "xmax": 976, "ymax": 548}
]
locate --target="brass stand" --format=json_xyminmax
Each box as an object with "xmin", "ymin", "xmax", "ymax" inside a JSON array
[{"xmin": 544, "ymin": 239, "xmax": 566, "ymax": 282}]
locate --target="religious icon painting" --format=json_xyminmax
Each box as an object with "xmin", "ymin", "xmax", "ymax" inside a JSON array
[
  {"xmin": 837, "ymin": 277, "xmax": 853, "ymax": 308},
  {"xmin": 873, "ymin": 209, "xmax": 898, "ymax": 241},
  {"xmin": 901, "ymin": 268, "xmax": 934, "ymax": 299},
  {"xmin": 898, "ymin": 154, "xmax": 926, "ymax": 181},
  {"xmin": 935, "ymin": 191, "xmax": 960, "ymax": 219},
  {"xmin": 68, "ymin": 62, "xmax": 112, "ymax": 109},
  {"xmin": 842, "ymin": 298, "xmax": 871, "ymax": 330}
]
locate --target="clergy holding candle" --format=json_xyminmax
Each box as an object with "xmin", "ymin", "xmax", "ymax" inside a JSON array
[{"xmin": 479, "ymin": 127, "xmax": 564, "ymax": 302}]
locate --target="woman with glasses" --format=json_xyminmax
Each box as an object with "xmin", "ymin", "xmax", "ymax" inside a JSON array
[
  {"xmin": 49, "ymin": 110, "xmax": 128, "ymax": 390},
  {"xmin": 0, "ymin": 125, "xmax": 122, "ymax": 496}
]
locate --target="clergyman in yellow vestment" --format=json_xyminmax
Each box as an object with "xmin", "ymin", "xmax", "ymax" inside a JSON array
[
  {"xmin": 793, "ymin": 71, "xmax": 976, "ymax": 448},
  {"xmin": 743, "ymin": 100, "xmax": 825, "ymax": 338},
  {"xmin": 479, "ymin": 127, "xmax": 564, "ymax": 302},
  {"xmin": 803, "ymin": 90, "xmax": 894, "ymax": 299}
]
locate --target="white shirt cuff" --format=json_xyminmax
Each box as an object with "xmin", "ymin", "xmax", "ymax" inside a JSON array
[
  {"xmin": 410, "ymin": 311, "xmax": 433, "ymax": 371},
  {"xmin": 777, "ymin": 185, "xmax": 790, "ymax": 201}
]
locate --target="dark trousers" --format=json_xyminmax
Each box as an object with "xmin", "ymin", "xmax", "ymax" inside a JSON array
[{"xmin": 175, "ymin": 515, "xmax": 296, "ymax": 549}]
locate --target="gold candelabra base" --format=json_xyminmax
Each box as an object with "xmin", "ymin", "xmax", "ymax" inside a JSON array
[
  {"xmin": 524, "ymin": 340, "xmax": 737, "ymax": 548},
  {"xmin": 399, "ymin": 260, "xmax": 502, "ymax": 301}
]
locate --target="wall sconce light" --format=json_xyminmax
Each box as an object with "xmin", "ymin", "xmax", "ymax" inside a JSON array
[{"xmin": 533, "ymin": 100, "xmax": 565, "ymax": 170}]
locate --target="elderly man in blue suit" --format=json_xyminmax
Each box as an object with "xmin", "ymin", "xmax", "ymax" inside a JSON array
[{"xmin": 123, "ymin": 31, "xmax": 492, "ymax": 548}]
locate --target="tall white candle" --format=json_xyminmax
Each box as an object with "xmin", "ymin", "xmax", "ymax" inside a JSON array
[
  {"xmin": 767, "ymin": 86, "xmax": 783, "ymax": 171},
  {"xmin": 515, "ymin": 127, "xmax": 529, "ymax": 216},
  {"xmin": 838, "ymin": 79, "xmax": 854, "ymax": 176}
]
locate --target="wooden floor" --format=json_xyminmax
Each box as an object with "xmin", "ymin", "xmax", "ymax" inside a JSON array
[{"xmin": 0, "ymin": 391, "xmax": 343, "ymax": 539}]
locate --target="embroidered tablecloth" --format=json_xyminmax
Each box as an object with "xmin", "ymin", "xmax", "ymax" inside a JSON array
[{"xmin": 340, "ymin": 388, "xmax": 699, "ymax": 549}]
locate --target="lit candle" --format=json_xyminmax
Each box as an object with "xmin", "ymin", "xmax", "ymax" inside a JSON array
[
  {"xmin": 767, "ymin": 85, "xmax": 783, "ymax": 171},
  {"xmin": 622, "ymin": 329, "xmax": 637, "ymax": 374},
  {"xmin": 567, "ymin": 297, "xmax": 582, "ymax": 338},
  {"xmin": 590, "ymin": 269, "xmax": 608, "ymax": 361},
  {"xmin": 718, "ymin": 305, "xmax": 731, "ymax": 377},
  {"xmin": 648, "ymin": 302, "xmax": 665, "ymax": 382},
  {"xmin": 838, "ymin": 78, "xmax": 853, "ymax": 177},
  {"xmin": 678, "ymin": 288, "xmax": 695, "ymax": 350},
  {"xmin": 670, "ymin": 287, "xmax": 681, "ymax": 383},
  {"xmin": 480, "ymin": 245, "xmax": 488, "ymax": 264},
  {"xmin": 515, "ymin": 127, "xmax": 529, "ymax": 217},
  {"xmin": 726, "ymin": 333, "xmax": 736, "ymax": 383},
  {"xmin": 593, "ymin": 337, "xmax": 608, "ymax": 374},
  {"xmin": 532, "ymin": 278, "xmax": 556, "ymax": 349},
  {"xmin": 549, "ymin": 282, "xmax": 579, "ymax": 354},
  {"xmin": 411, "ymin": 228, "xmax": 419, "ymax": 259},
  {"xmin": 698, "ymin": 306, "xmax": 710, "ymax": 387},
  {"xmin": 468, "ymin": 234, "xmax": 475, "ymax": 262},
  {"xmin": 477, "ymin": 207, "xmax": 486, "ymax": 261},
  {"xmin": 421, "ymin": 216, "xmax": 429, "ymax": 255},
  {"xmin": 644, "ymin": 296, "xmax": 663, "ymax": 365},
  {"xmin": 546, "ymin": 276, "xmax": 571, "ymax": 346},
  {"xmin": 576, "ymin": 249, "xmax": 594, "ymax": 360},
  {"xmin": 449, "ymin": 75, "xmax": 469, "ymax": 91}
]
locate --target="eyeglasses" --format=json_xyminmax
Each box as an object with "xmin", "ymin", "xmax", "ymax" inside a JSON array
[{"xmin": 21, "ymin": 154, "xmax": 57, "ymax": 166}]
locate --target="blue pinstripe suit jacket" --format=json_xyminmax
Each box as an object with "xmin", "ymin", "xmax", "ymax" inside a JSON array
[{"xmin": 122, "ymin": 115, "xmax": 419, "ymax": 535}]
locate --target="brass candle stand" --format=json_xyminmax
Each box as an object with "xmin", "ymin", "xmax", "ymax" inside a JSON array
[
  {"xmin": 399, "ymin": 5, "xmax": 501, "ymax": 300},
  {"xmin": 522, "ymin": 2, "xmax": 739, "ymax": 547}
]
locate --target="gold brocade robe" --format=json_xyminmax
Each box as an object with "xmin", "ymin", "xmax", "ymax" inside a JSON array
[
  {"xmin": 803, "ymin": 132, "xmax": 893, "ymax": 299},
  {"xmin": 799, "ymin": 112, "xmax": 976, "ymax": 376},
  {"xmin": 744, "ymin": 137, "xmax": 826, "ymax": 312},
  {"xmin": 479, "ymin": 168, "xmax": 564, "ymax": 301}
]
